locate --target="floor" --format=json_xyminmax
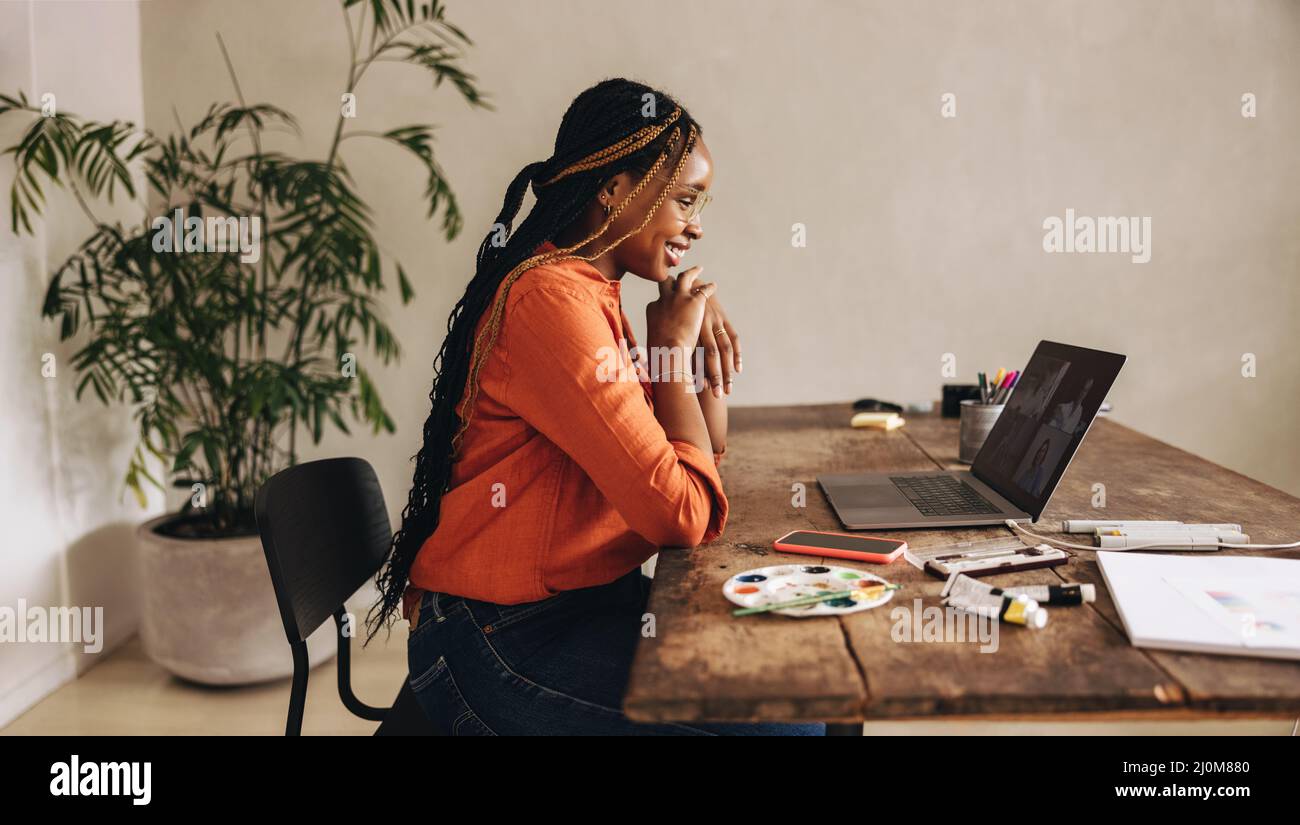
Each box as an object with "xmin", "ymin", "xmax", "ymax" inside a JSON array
[
  {"xmin": 4, "ymin": 625, "xmax": 1294, "ymax": 735},
  {"xmin": 2, "ymin": 630, "xmax": 408, "ymax": 736}
]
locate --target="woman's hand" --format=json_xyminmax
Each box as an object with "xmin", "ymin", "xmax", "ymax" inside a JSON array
[
  {"xmin": 646, "ymin": 266, "xmax": 715, "ymax": 354},
  {"xmin": 697, "ymin": 291, "xmax": 741, "ymax": 398}
]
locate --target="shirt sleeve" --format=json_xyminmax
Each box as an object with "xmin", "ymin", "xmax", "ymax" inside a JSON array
[{"xmin": 502, "ymin": 285, "xmax": 728, "ymax": 547}]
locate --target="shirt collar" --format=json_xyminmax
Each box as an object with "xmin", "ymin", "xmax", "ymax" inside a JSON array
[{"xmin": 534, "ymin": 241, "xmax": 622, "ymax": 292}]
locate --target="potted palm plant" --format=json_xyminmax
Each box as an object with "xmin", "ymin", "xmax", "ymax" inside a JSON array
[{"xmin": 0, "ymin": 0, "xmax": 487, "ymax": 684}]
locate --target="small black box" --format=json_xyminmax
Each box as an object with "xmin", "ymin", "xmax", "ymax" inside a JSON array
[{"xmin": 941, "ymin": 384, "xmax": 982, "ymax": 418}]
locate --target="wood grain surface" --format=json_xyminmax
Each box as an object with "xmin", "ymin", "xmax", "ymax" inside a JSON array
[{"xmin": 624, "ymin": 404, "xmax": 1300, "ymax": 723}]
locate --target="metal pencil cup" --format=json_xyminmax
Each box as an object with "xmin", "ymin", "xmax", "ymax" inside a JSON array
[{"xmin": 959, "ymin": 400, "xmax": 1004, "ymax": 464}]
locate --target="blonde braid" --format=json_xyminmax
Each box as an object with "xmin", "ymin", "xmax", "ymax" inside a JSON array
[
  {"xmin": 451, "ymin": 123, "xmax": 697, "ymax": 456},
  {"xmin": 536, "ymin": 107, "xmax": 682, "ymax": 187},
  {"xmin": 576, "ymin": 123, "xmax": 695, "ymax": 263}
]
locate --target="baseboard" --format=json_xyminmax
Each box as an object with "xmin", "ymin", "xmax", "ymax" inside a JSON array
[
  {"xmin": 0, "ymin": 626, "xmax": 138, "ymax": 731},
  {"xmin": 0, "ymin": 649, "xmax": 76, "ymax": 730}
]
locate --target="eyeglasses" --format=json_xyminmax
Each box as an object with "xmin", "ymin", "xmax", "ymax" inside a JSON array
[{"xmin": 652, "ymin": 172, "xmax": 711, "ymax": 224}]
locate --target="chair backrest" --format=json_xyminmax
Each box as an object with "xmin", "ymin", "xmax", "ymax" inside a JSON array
[{"xmin": 255, "ymin": 457, "xmax": 392, "ymax": 644}]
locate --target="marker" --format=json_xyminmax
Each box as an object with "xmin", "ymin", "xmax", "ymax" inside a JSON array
[
  {"xmin": 1096, "ymin": 525, "xmax": 1243, "ymax": 536},
  {"xmin": 1002, "ymin": 371, "xmax": 1020, "ymax": 399},
  {"xmin": 1096, "ymin": 534, "xmax": 1228, "ymax": 550},
  {"xmin": 992, "ymin": 370, "xmax": 1018, "ymax": 404},
  {"xmin": 1096, "ymin": 530, "xmax": 1248, "ymax": 543},
  {"xmin": 1062, "ymin": 520, "xmax": 1184, "ymax": 533}
]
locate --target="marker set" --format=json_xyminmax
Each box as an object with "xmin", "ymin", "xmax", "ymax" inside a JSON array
[
  {"xmin": 1061, "ymin": 520, "xmax": 1249, "ymax": 550},
  {"xmin": 979, "ymin": 367, "xmax": 1020, "ymax": 405}
]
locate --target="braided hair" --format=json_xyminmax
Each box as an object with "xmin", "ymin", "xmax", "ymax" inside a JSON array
[{"xmin": 367, "ymin": 78, "xmax": 702, "ymax": 640}]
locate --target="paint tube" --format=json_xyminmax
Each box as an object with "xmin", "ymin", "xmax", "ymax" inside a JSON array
[
  {"xmin": 994, "ymin": 582, "xmax": 1096, "ymax": 606},
  {"xmin": 941, "ymin": 573, "xmax": 1048, "ymax": 629}
]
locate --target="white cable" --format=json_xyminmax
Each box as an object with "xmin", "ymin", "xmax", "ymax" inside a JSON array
[{"xmin": 1006, "ymin": 520, "xmax": 1300, "ymax": 552}]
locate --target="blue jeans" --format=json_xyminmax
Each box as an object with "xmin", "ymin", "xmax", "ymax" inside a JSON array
[{"xmin": 406, "ymin": 570, "xmax": 825, "ymax": 736}]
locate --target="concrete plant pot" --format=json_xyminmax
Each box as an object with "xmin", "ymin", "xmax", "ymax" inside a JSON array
[{"xmin": 136, "ymin": 515, "xmax": 336, "ymax": 685}]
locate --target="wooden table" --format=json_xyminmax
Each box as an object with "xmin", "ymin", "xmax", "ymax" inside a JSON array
[{"xmin": 624, "ymin": 403, "xmax": 1300, "ymax": 727}]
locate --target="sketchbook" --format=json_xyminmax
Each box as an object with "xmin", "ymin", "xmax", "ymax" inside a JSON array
[{"xmin": 1096, "ymin": 551, "xmax": 1300, "ymax": 661}]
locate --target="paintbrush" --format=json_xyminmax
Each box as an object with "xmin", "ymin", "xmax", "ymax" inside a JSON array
[{"xmin": 732, "ymin": 583, "xmax": 900, "ymax": 616}]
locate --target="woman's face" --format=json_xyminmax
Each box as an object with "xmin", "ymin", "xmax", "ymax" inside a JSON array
[{"xmin": 601, "ymin": 138, "xmax": 713, "ymax": 282}]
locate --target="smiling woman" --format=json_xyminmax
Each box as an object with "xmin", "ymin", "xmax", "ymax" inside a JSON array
[{"xmin": 370, "ymin": 77, "xmax": 817, "ymax": 736}]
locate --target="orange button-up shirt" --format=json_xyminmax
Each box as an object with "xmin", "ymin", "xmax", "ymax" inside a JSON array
[{"xmin": 402, "ymin": 242, "xmax": 728, "ymax": 612}]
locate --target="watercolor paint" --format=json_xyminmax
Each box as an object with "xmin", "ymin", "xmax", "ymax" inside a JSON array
[{"xmin": 722, "ymin": 563, "xmax": 896, "ymax": 618}]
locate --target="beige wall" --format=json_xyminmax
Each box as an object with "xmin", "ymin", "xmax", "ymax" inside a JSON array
[
  {"xmin": 1, "ymin": 0, "xmax": 1295, "ymax": 730},
  {"xmin": 137, "ymin": 0, "xmax": 1300, "ymax": 509},
  {"xmin": 0, "ymin": 0, "xmax": 154, "ymax": 727}
]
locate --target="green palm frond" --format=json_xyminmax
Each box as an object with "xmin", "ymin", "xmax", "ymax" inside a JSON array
[{"xmin": 0, "ymin": 0, "xmax": 486, "ymax": 536}]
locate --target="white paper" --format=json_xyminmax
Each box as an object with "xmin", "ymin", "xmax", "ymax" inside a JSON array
[{"xmin": 1097, "ymin": 551, "xmax": 1300, "ymax": 660}]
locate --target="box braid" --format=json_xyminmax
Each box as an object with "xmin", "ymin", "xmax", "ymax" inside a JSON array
[{"xmin": 367, "ymin": 78, "xmax": 701, "ymax": 641}]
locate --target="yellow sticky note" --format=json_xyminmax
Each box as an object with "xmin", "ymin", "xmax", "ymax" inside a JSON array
[{"xmin": 850, "ymin": 412, "xmax": 905, "ymax": 430}]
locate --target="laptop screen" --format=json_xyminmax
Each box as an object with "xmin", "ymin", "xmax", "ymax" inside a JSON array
[{"xmin": 971, "ymin": 341, "xmax": 1126, "ymax": 520}]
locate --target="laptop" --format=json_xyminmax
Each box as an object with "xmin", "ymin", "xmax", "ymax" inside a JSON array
[{"xmin": 818, "ymin": 340, "xmax": 1126, "ymax": 529}]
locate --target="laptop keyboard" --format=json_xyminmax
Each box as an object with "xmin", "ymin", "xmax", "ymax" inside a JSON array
[{"xmin": 890, "ymin": 475, "xmax": 1002, "ymax": 517}]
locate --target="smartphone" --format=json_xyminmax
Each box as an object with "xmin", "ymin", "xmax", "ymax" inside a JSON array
[{"xmin": 773, "ymin": 530, "xmax": 906, "ymax": 564}]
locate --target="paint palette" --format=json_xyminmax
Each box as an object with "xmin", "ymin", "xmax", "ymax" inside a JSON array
[{"xmin": 723, "ymin": 564, "xmax": 895, "ymax": 618}]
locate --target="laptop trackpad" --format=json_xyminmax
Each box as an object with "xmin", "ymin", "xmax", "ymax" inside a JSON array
[{"xmin": 834, "ymin": 482, "xmax": 909, "ymax": 510}]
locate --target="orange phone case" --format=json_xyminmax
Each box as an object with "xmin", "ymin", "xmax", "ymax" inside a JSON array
[{"xmin": 773, "ymin": 529, "xmax": 906, "ymax": 564}]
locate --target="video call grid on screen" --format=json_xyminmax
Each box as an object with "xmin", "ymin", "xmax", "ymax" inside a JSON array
[{"xmin": 972, "ymin": 342, "xmax": 1125, "ymax": 519}]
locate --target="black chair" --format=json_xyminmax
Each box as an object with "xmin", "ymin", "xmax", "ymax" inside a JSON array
[{"xmin": 254, "ymin": 457, "xmax": 438, "ymax": 736}]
